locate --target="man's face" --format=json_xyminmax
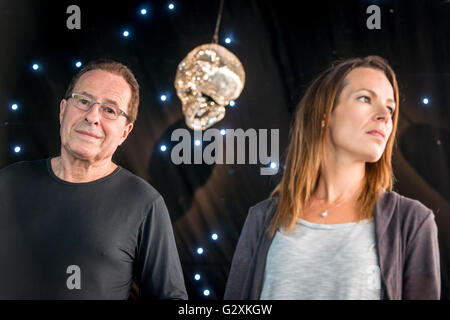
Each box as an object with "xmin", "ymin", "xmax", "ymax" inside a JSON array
[
  {"xmin": 326, "ymin": 67, "xmax": 395, "ymax": 163},
  {"xmin": 59, "ymin": 70, "xmax": 134, "ymax": 163}
]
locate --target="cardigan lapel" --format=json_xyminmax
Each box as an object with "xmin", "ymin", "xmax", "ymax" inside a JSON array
[{"xmin": 373, "ymin": 191, "xmax": 401, "ymax": 299}]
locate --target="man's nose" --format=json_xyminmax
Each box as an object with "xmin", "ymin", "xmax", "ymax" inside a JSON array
[{"xmin": 85, "ymin": 102, "xmax": 102, "ymax": 123}]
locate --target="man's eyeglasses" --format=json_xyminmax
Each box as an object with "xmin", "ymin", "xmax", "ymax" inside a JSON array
[{"xmin": 66, "ymin": 93, "xmax": 130, "ymax": 121}]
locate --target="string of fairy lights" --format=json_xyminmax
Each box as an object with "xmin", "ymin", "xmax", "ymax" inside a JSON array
[{"xmin": 5, "ymin": 1, "xmax": 437, "ymax": 299}]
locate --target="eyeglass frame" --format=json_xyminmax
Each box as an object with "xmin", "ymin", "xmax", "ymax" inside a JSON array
[{"xmin": 65, "ymin": 93, "xmax": 130, "ymax": 121}]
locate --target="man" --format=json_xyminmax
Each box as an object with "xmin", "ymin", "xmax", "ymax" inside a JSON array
[{"xmin": 0, "ymin": 60, "xmax": 188, "ymax": 299}]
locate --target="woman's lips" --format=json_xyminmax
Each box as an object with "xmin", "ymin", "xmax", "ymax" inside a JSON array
[{"xmin": 367, "ymin": 131, "xmax": 385, "ymax": 141}]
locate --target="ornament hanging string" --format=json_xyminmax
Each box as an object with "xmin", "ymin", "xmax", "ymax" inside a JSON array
[{"xmin": 212, "ymin": 0, "xmax": 225, "ymax": 44}]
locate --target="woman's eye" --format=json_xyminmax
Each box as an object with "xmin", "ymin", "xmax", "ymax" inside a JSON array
[
  {"xmin": 358, "ymin": 96, "xmax": 371, "ymax": 103},
  {"xmin": 387, "ymin": 107, "xmax": 394, "ymax": 114}
]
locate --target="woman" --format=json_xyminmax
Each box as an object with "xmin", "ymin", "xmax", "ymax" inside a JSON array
[{"xmin": 224, "ymin": 56, "xmax": 441, "ymax": 300}]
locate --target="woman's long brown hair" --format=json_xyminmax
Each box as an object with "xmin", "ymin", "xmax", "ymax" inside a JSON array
[{"xmin": 268, "ymin": 56, "xmax": 400, "ymax": 236}]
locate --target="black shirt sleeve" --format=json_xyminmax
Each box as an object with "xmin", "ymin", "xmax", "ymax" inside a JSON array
[{"xmin": 135, "ymin": 195, "xmax": 188, "ymax": 300}]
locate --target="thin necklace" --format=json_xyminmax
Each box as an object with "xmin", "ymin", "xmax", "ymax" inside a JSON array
[
  {"xmin": 319, "ymin": 202, "xmax": 345, "ymax": 218},
  {"xmin": 313, "ymin": 197, "xmax": 349, "ymax": 218}
]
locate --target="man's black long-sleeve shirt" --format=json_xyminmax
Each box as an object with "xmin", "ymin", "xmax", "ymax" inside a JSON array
[{"xmin": 0, "ymin": 158, "xmax": 187, "ymax": 299}]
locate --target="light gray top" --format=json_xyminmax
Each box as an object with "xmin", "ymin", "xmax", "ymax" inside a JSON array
[
  {"xmin": 224, "ymin": 193, "xmax": 441, "ymax": 300},
  {"xmin": 260, "ymin": 217, "xmax": 383, "ymax": 300}
]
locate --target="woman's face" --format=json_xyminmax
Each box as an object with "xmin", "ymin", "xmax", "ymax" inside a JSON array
[{"xmin": 326, "ymin": 67, "xmax": 396, "ymax": 164}]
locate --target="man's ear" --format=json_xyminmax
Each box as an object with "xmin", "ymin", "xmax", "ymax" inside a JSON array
[
  {"xmin": 59, "ymin": 99, "xmax": 67, "ymax": 125},
  {"xmin": 119, "ymin": 122, "xmax": 134, "ymax": 146}
]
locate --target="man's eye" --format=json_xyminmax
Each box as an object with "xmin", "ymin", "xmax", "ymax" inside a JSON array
[
  {"xmin": 80, "ymin": 99, "xmax": 90, "ymax": 105},
  {"xmin": 104, "ymin": 107, "xmax": 117, "ymax": 114},
  {"xmin": 358, "ymin": 96, "xmax": 371, "ymax": 103}
]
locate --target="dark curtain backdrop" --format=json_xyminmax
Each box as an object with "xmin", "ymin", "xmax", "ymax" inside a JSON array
[{"xmin": 0, "ymin": 0, "xmax": 449, "ymax": 299}]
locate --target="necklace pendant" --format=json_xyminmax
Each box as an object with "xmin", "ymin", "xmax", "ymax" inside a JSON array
[{"xmin": 321, "ymin": 210, "xmax": 328, "ymax": 217}]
